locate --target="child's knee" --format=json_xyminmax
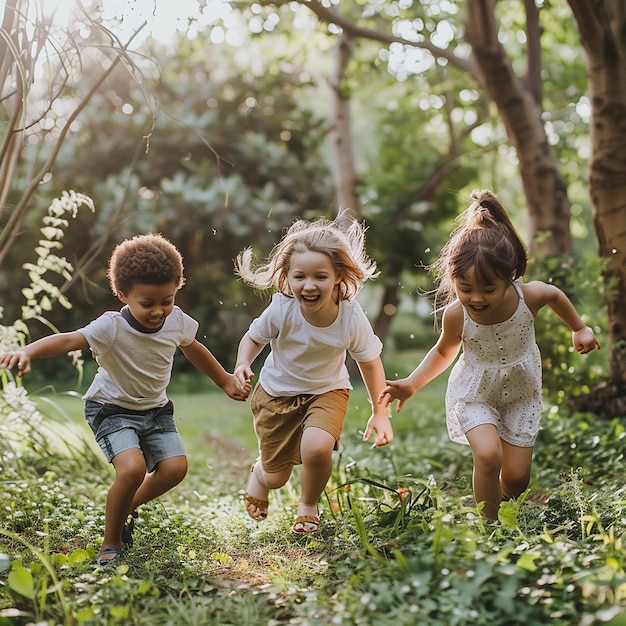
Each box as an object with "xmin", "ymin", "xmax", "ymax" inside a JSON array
[
  {"xmin": 116, "ymin": 464, "xmax": 146, "ymax": 489},
  {"xmin": 501, "ymin": 470, "xmax": 530, "ymax": 498},
  {"xmin": 262, "ymin": 468, "xmax": 291, "ymax": 489},
  {"xmin": 301, "ymin": 444, "xmax": 333, "ymax": 466},
  {"xmin": 472, "ymin": 443, "xmax": 502, "ymax": 475},
  {"xmin": 301, "ymin": 429, "xmax": 335, "ymax": 464},
  {"xmin": 113, "ymin": 452, "xmax": 147, "ymax": 487},
  {"xmin": 164, "ymin": 456, "xmax": 188, "ymax": 484}
]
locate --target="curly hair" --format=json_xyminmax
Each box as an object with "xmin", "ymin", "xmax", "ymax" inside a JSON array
[
  {"xmin": 107, "ymin": 233, "xmax": 185, "ymax": 296},
  {"xmin": 430, "ymin": 189, "xmax": 528, "ymax": 312},
  {"xmin": 234, "ymin": 215, "xmax": 378, "ymax": 301}
]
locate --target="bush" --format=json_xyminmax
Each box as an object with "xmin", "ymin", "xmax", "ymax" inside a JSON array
[{"xmin": 529, "ymin": 252, "xmax": 609, "ymax": 406}]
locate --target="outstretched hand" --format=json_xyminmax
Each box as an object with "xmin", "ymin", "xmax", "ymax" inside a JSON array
[
  {"xmin": 0, "ymin": 350, "xmax": 31, "ymax": 377},
  {"xmin": 362, "ymin": 413, "xmax": 393, "ymax": 448}
]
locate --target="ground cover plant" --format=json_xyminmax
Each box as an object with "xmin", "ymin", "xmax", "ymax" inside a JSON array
[{"xmin": 1, "ymin": 351, "xmax": 626, "ymax": 626}]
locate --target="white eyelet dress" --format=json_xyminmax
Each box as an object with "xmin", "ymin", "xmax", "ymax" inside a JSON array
[{"xmin": 445, "ymin": 282, "xmax": 543, "ymax": 448}]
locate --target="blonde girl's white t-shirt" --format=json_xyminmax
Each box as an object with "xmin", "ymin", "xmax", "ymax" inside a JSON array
[
  {"xmin": 248, "ymin": 293, "xmax": 382, "ymax": 397},
  {"xmin": 80, "ymin": 305, "xmax": 198, "ymax": 410}
]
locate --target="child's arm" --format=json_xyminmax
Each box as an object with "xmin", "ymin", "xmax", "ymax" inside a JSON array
[
  {"xmin": 181, "ymin": 339, "xmax": 251, "ymax": 401},
  {"xmin": 522, "ymin": 281, "xmax": 601, "ymax": 353},
  {"xmin": 378, "ymin": 302, "xmax": 464, "ymax": 412},
  {"xmin": 357, "ymin": 356, "xmax": 393, "ymax": 448},
  {"xmin": 233, "ymin": 331, "xmax": 266, "ymax": 387},
  {"xmin": 0, "ymin": 331, "xmax": 89, "ymax": 377}
]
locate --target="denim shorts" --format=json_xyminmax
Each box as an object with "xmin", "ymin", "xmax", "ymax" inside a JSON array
[{"xmin": 84, "ymin": 400, "xmax": 186, "ymax": 472}]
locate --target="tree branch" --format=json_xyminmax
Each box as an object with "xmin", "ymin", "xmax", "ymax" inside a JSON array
[
  {"xmin": 0, "ymin": 19, "xmax": 148, "ymax": 265},
  {"xmin": 524, "ymin": 0, "xmax": 542, "ymax": 105},
  {"xmin": 291, "ymin": 0, "xmax": 478, "ymax": 78}
]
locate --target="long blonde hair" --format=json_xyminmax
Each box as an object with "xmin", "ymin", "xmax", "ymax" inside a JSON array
[{"xmin": 235, "ymin": 215, "xmax": 378, "ymax": 301}]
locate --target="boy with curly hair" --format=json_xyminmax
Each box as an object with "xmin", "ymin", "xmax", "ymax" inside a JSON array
[{"xmin": 0, "ymin": 233, "xmax": 250, "ymax": 565}]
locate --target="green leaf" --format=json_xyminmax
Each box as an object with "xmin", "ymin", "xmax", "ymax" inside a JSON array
[
  {"xmin": 497, "ymin": 500, "xmax": 519, "ymax": 529},
  {"xmin": 110, "ymin": 606, "xmax": 130, "ymax": 619},
  {"xmin": 68, "ymin": 549, "xmax": 91, "ymax": 566},
  {"xmin": 516, "ymin": 552, "xmax": 540, "ymax": 572},
  {"xmin": 8, "ymin": 565, "xmax": 35, "ymax": 599}
]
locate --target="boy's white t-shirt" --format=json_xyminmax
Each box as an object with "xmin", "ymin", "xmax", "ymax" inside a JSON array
[
  {"xmin": 80, "ymin": 305, "xmax": 198, "ymax": 410},
  {"xmin": 248, "ymin": 293, "xmax": 382, "ymax": 397}
]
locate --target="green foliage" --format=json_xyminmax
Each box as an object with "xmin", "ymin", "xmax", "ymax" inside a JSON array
[
  {"xmin": 529, "ymin": 251, "xmax": 609, "ymax": 406},
  {"xmin": 387, "ymin": 309, "xmax": 440, "ymax": 352},
  {"xmin": 21, "ymin": 191, "xmax": 94, "ymax": 325},
  {"xmin": 18, "ymin": 28, "xmax": 337, "ymax": 367},
  {"xmin": 3, "ymin": 375, "xmax": 626, "ymax": 625},
  {"xmin": 0, "ymin": 2, "xmax": 621, "ymax": 623},
  {"xmin": 0, "ymin": 190, "xmax": 96, "ymax": 383}
]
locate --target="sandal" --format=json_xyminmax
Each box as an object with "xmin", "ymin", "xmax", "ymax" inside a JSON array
[
  {"xmin": 292, "ymin": 514, "xmax": 320, "ymax": 534},
  {"xmin": 96, "ymin": 546, "xmax": 122, "ymax": 567},
  {"xmin": 244, "ymin": 462, "xmax": 269, "ymax": 520},
  {"xmin": 122, "ymin": 510, "xmax": 138, "ymax": 549}
]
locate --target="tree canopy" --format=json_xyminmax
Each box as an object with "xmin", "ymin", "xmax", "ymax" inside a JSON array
[{"xmin": 0, "ymin": 0, "xmax": 619, "ymax": 411}]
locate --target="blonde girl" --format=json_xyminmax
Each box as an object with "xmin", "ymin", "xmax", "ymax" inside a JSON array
[
  {"xmin": 379, "ymin": 190, "xmax": 600, "ymax": 520},
  {"xmin": 234, "ymin": 215, "xmax": 393, "ymax": 533}
]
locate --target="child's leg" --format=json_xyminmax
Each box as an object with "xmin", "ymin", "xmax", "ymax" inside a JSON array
[
  {"xmin": 130, "ymin": 410, "xmax": 188, "ymax": 512},
  {"xmin": 499, "ymin": 442, "xmax": 532, "ymax": 500},
  {"xmin": 101, "ymin": 448, "xmax": 147, "ymax": 555},
  {"xmin": 465, "ymin": 424, "xmax": 503, "ymax": 521},
  {"xmin": 298, "ymin": 426, "xmax": 336, "ymax": 517},
  {"xmin": 130, "ymin": 455, "xmax": 188, "ymax": 510},
  {"xmin": 245, "ymin": 462, "xmax": 292, "ymax": 519},
  {"xmin": 100, "ymin": 453, "xmax": 187, "ymax": 562}
]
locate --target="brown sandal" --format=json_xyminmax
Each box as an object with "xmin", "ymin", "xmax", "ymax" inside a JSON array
[
  {"xmin": 244, "ymin": 463, "xmax": 269, "ymax": 520},
  {"xmin": 292, "ymin": 514, "xmax": 320, "ymax": 534}
]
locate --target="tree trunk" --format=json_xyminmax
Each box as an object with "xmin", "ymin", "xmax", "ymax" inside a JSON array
[
  {"xmin": 567, "ymin": 0, "xmax": 626, "ymax": 417},
  {"xmin": 298, "ymin": 0, "xmax": 574, "ymax": 254},
  {"xmin": 328, "ymin": 32, "xmax": 360, "ymax": 222},
  {"xmin": 464, "ymin": 0, "xmax": 572, "ymax": 256},
  {"xmin": 373, "ymin": 260, "xmax": 402, "ymax": 342}
]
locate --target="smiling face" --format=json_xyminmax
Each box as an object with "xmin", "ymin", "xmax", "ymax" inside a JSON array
[
  {"xmin": 453, "ymin": 266, "xmax": 514, "ymax": 323},
  {"xmin": 117, "ymin": 281, "xmax": 178, "ymax": 330},
  {"xmin": 287, "ymin": 249, "xmax": 342, "ymax": 326}
]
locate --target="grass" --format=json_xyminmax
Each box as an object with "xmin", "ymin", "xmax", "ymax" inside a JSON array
[
  {"xmin": 31, "ymin": 364, "xmax": 455, "ymax": 538},
  {"xmin": 33, "ymin": 348, "xmax": 452, "ymax": 498},
  {"xmin": 2, "ymin": 350, "xmax": 626, "ymax": 625}
]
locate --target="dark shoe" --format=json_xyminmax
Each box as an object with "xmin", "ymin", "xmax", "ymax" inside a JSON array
[
  {"xmin": 96, "ymin": 546, "xmax": 122, "ymax": 567},
  {"xmin": 122, "ymin": 510, "xmax": 138, "ymax": 550}
]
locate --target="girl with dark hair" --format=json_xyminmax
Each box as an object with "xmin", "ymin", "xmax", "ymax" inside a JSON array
[{"xmin": 379, "ymin": 190, "xmax": 600, "ymax": 520}]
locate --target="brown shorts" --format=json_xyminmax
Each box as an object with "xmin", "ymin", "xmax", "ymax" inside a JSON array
[{"xmin": 250, "ymin": 383, "xmax": 350, "ymax": 473}]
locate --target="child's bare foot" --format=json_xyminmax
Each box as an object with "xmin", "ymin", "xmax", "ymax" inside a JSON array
[{"xmin": 243, "ymin": 461, "xmax": 269, "ymax": 520}]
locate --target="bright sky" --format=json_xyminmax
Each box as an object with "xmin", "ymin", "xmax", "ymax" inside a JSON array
[
  {"xmin": 97, "ymin": 0, "xmax": 202, "ymax": 42},
  {"xmin": 21, "ymin": 0, "xmax": 228, "ymax": 45}
]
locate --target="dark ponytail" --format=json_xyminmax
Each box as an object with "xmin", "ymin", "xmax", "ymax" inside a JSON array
[
  {"xmin": 468, "ymin": 190, "xmax": 527, "ymax": 279},
  {"xmin": 430, "ymin": 189, "xmax": 528, "ymax": 313}
]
